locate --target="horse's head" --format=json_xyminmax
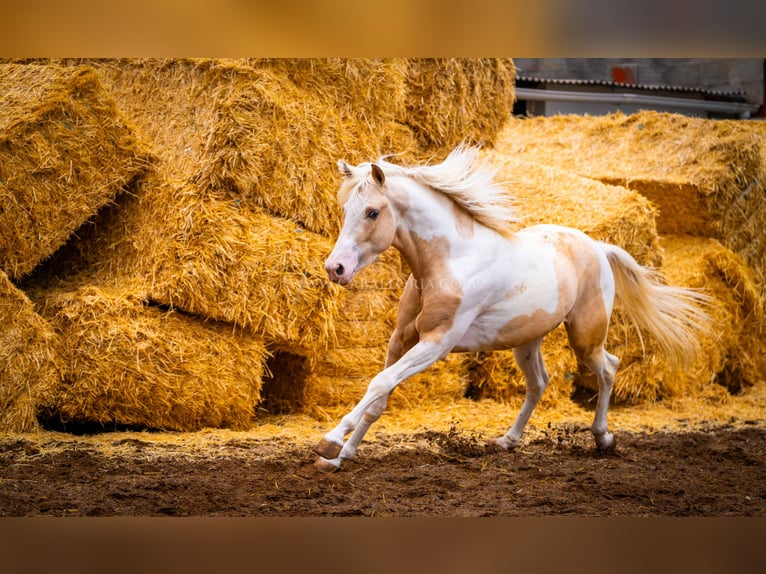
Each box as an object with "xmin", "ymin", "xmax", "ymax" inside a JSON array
[{"xmin": 325, "ymin": 160, "xmax": 396, "ymax": 286}]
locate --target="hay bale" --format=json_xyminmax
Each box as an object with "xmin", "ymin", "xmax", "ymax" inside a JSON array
[
  {"xmin": 41, "ymin": 59, "xmax": 416, "ymax": 238},
  {"xmin": 35, "ymin": 175, "xmax": 343, "ymax": 355},
  {"xmin": 574, "ymin": 236, "xmax": 762, "ymax": 404},
  {"xmin": 403, "ymin": 59, "xmax": 516, "ymax": 152},
  {"xmin": 483, "ymin": 151, "xmax": 663, "ymax": 267},
  {"xmin": 295, "ymin": 352, "xmax": 470, "ymax": 420},
  {"xmin": 70, "ymin": 59, "xmax": 260, "ymax": 183},
  {"xmin": 0, "ymin": 270, "xmax": 63, "ymax": 432},
  {"xmin": 29, "ymin": 282, "xmax": 268, "ymax": 431},
  {"xmin": 251, "ymin": 58, "xmax": 409, "ymax": 123},
  {"xmin": 494, "ymin": 111, "xmax": 766, "ymax": 295},
  {"xmin": 0, "ymin": 63, "xmax": 150, "ymax": 279},
  {"xmin": 193, "ymin": 62, "xmax": 417, "ymax": 237}
]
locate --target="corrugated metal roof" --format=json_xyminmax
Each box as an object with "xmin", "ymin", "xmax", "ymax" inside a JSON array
[{"xmin": 515, "ymin": 75, "xmax": 747, "ymax": 101}]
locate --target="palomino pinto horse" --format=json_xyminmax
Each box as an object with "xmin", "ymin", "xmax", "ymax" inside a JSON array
[{"xmin": 314, "ymin": 146, "xmax": 710, "ymax": 472}]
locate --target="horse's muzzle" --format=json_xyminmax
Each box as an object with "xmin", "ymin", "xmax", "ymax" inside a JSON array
[{"xmin": 325, "ymin": 259, "xmax": 354, "ymax": 286}]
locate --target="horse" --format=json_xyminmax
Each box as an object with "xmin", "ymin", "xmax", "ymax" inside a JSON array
[{"xmin": 313, "ymin": 145, "xmax": 711, "ymax": 472}]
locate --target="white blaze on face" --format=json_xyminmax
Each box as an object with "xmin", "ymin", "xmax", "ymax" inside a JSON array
[{"xmin": 325, "ymin": 193, "xmax": 365, "ymax": 286}]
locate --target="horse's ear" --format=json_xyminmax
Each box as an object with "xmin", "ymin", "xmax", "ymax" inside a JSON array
[
  {"xmin": 337, "ymin": 160, "xmax": 353, "ymax": 178},
  {"xmin": 371, "ymin": 164, "xmax": 385, "ymax": 187}
]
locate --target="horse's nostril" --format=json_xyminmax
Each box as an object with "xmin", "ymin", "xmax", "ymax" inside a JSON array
[{"xmin": 335, "ymin": 264, "xmax": 345, "ymax": 276}]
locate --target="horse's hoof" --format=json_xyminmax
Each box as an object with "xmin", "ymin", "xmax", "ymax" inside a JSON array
[
  {"xmin": 596, "ymin": 433, "xmax": 617, "ymax": 453},
  {"xmin": 314, "ymin": 456, "xmax": 341, "ymax": 473},
  {"xmin": 492, "ymin": 436, "xmax": 519, "ymax": 451},
  {"xmin": 313, "ymin": 438, "xmax": 343, "ymax": 459},
  {"xmin": 484, "ymin": 441, "xmax": 506, "ymax": 454}
]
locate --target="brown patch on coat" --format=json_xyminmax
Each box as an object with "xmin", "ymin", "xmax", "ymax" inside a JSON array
[
  {"xmin": 386, "ymin": 275, "xmax": 421, "ymax": 367},
  {"xmin": 495, "ymin": 232, "xmax": 608, "ymax": 352},
  {"xmin": 563, "ymin": 246, "xmax": 611, "ymax": 363},
  {"xmin": 392, "ymin": 231, "xmax": 463, "ymax": 346}
]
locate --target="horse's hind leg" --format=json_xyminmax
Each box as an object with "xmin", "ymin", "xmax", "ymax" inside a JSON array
[
  {"xmin": 495, "ymin": 339, "xmax": 549, "ymax": 450},
  {"xmin": 567, "ymin": 319, "xmax": 619, "ymax": 451},
  {"xmin": 564, "ymin": 269, "xmax": 620, "ymax": 451},
  {"xmin": 581, "ymin": 348, "xmax": 619, "ymax": 451}
]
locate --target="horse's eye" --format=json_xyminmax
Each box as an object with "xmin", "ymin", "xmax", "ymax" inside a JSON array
[{"xmin": 366, "ymin": 209, "xmax": 379, "ymax": 220}]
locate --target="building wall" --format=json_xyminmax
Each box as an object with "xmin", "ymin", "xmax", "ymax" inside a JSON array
[{"xmin": 514, "ymin": 58, "xmax": 764, "ymax": 107}]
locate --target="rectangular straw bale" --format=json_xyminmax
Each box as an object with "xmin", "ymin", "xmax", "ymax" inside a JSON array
[
  {"xmin": 63, "ymin": 59, "xmax": 418, "ymax": 237},
  {"xmin": 70, "ymin": 59, "xmax": 226, "ymax": 184},
  {"xmin": 0, "ymin": 270, "xmax": 63, "ymax": 432},
  {"xmin": 251, "ymin": 58, "xmax": 409, "ymax": 122},
  {"xmin": 193, "ymin": 62, "xmax": 418, "ymax": 237},
  {"xmin": 44, "ymin": 175, "xmax": 343, "ymax": 355},
  {"xmin": 0, "ymin": 63, "xmax": 151, "ymax": 279},
  {"xmin": 576, "ymin": 236, "xmax": 762, "ymax": 404},
  {"xmin": 403, "ymin": 59, "xmax": 516, "ymax": 153},
  {"xmin": 70, "ymin": 59, "xmax": 286, "ymax": 184},
  {"xmin": 29, "ymin": 282, "xmax": 269, "ymax": 431},
  {"xmin": 494, "ymin": 112, "xmax": 766, "ymax": 289},
  {"xmin": 483, "ymin": 151, "xmax": 663, "ymax": 267}
]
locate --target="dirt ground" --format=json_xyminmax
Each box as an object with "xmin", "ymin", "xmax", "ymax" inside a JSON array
[{"xmin": 1, "ymin": 400, "xmax": 764, "ymax": 517}]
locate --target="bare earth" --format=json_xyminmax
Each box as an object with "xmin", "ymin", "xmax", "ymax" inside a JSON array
[{"xmin": 1, "ymin": 417, "xmax": 764, "ymax": 517}]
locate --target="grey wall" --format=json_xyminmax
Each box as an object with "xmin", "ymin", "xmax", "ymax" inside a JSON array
[{"xmin": 514, "ymin": 58, "xmax": 764, "ymax": 106}]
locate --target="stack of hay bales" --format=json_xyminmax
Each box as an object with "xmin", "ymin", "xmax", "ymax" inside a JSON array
[
  {"xmin": 0, "ymin": 63, "xmax": 150, "ymax": 432},
  {"xmin": 487, "ymin": 111, "xmax": 765, "ymax": 404},
  {"xmin": 495, "ymin": 111, "xmax": 766, "ymax": 301},
  {"xmin": 3, "ymin": 58, "xmax": 517, "ymax": 431},
  {"xmin": 402, "ymin": 59, "xmax": 517, "ymax": 152},
  {"xmin": 4, "ymin": 59, "xmax": 763, "ymax": 428}
]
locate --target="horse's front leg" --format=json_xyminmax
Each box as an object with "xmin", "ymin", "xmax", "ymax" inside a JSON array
[{"xmin": 313, "ymin": 337, "xmax": 451, "ymax": 471}]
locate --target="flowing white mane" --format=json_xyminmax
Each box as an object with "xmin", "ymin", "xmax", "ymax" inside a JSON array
[{"xmin": 338, "ymin": 145, "xmax": 519, "ymax": 236}]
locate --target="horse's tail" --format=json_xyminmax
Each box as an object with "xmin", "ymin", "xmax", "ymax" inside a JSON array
[{"xmin": 598, "ymin": 242, "xmax": 712, "ymax": 368}]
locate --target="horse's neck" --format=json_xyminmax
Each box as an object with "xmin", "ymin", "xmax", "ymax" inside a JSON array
[
  {"xmin": 392, "ymin": 178, "xmax": 456, "ymax": 238},
  {"xmin": 390, "ymin": 179, "xmax": 471, "ymax": 281}
]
